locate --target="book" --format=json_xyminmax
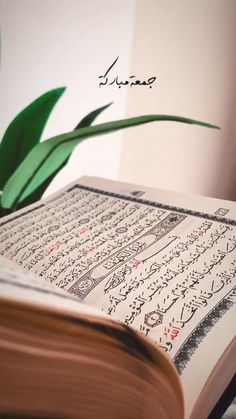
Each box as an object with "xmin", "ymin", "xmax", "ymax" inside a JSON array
[{"xmin": 0, "ymin": 175, "xmax": 235, "ymax": 419}]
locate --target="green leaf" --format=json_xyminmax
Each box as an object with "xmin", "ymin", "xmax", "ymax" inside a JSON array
[
  {"xmin": 74, "ymin": 102, "xmax": 112, "ymax": 129},
  {"xmin": 1, "ymin": 114, "xmax": 220, "ymax": 209},
  {"xmin": 0, "ymin": 87, "xmax": 66, "ymax": 190},
  {"xmin": 16, "ymin": 162, "xmax": 65, "ymax": 210},
  {"xmin": 16, "ymin": 102, "xmax": 113, "ymax": 208}
]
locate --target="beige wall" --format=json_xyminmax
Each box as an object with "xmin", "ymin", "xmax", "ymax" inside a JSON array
[{"xmin": 120, "ymin": 0, "xmax": 236, "ymax": 200}]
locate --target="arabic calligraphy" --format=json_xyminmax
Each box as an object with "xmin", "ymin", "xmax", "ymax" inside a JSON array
[
  {"xmin": 0, "ymin": 184, "xmax": 235, "ymax": 365},
  {"xmin": 98, "ymin": 56, "xmax": 157, "ymax": 89}
]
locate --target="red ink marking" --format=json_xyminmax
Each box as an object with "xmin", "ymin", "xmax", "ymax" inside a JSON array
[
  {"xmin": 88, "ymin": 246, "xmax": 96, "ymax": 252},
  {"xmin": 132, "ymin": 259, "xmax": 141, "ymax": 268},
  {"xmin": 74, "ymin": 227, "xmax": 89, "ymax": 236},
  {"xmin": 163, "ymin": 323, "xmax": 180, "ymax": 340},
  {"xmin": 45, "ymin": 241, "xmax": 63, "ymax": 256}
]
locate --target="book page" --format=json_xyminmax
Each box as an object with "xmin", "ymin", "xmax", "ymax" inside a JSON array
[
  {"xmin": 0, "ymin": 255, "xmax": 105, "ymax": 320},
  {"xmin": 0, "ymin": 176, "xmax": 235, "ymax": 414}
]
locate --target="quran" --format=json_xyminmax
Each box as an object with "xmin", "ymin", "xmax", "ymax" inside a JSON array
[{"xmin": 0, "ymin": 176, "xmax": 235, "ymax": 419}]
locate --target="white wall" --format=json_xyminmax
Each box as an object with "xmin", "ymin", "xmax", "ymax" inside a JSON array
[
  {"xmin": 0, "ymin": 0, "xmax": 136, "ymax": 195},
  {"xmin": 120, "ymin": 0, "xmax": 236, "ymax": 200}
]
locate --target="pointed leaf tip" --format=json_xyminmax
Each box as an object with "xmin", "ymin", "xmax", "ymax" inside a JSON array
[{"xmin": 74, "ymin": 102, "xmax": 113, "ymax": 130}]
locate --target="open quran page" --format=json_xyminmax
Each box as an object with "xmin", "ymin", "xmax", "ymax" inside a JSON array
[
  {"xmin": 0, "ymin": 176, "xmax": 235, "ymax": 417},
  {"xmin": 0, "ymin": 255, "xmax": 105, "ymax": 319}
]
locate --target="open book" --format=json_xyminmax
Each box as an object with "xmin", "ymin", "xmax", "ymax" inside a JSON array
[{"xmin": 0, "ymin": 176, "xmax": 235, "ymax": 419}]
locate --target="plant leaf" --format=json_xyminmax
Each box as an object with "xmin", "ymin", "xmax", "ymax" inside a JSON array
[
  {"xmin": 1, "ymin": 114, "xmax": 220, "ymax": 209},
  {"xmin": 74, "ymin": 102, "xmax": 112, "ymax": 129},
  {"xmin": 16, "ymin": 161, "xmax": 66, "ymax": 210},
  {"xmin": 0, "ymin": 87, "xmax": 66, "ymax": 190},
  {"xmin": 17, "ymin": 102, "xmax": 113, "ymax": 208}
]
